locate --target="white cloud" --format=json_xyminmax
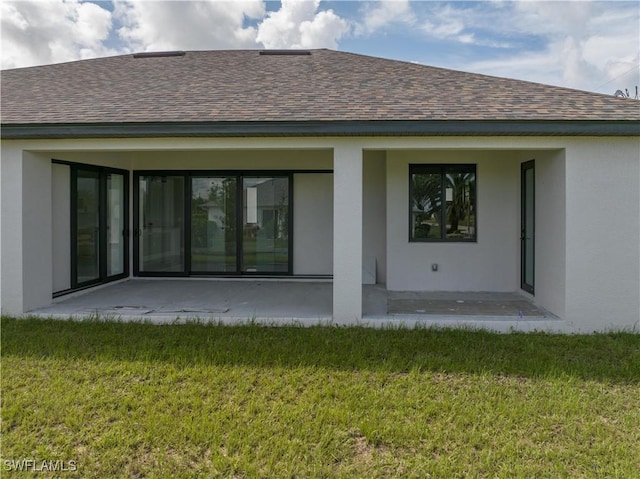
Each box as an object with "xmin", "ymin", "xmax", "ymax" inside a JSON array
[
  {"xmin": 298, "ymin": 9, "xmax": 349, "ymax": 49},
  {"xmin": 511, "ymin": 0, "xmax": 593, "ymax": 38},
  {"xmin": 1, "ymin": 0, "xmax": 115, "ymax": 69},
  {"xmin": 0, "ymin": 0, "xmax": 350, "ymax": 69},
  {"xmin": 256, "ymin": 0, "xmax": 348, "ymax": 49},
  {"xmin": 451, "ymin": 1, "xmax": 639, "ymax": 93},
  {"xmin": 1, "ymin": 0, "xmax": 636, "ymax": 95},
  {"xmin": 421, "ymin": 4, "xmax": 466, "ymax": 40},
  {"xmin": 114, "ymin": 0, "xmax": 265, "ymax": 52},
  {"xmin": 417, "ymin": 3, "xmax": 511, "ymax": 48},
  {"xmin": 356, "ymin": 0, "xmax": 414, "ymax": 35}
]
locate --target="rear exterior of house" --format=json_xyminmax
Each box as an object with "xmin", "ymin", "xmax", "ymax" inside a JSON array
[{"xmin": 1, "ymin": 49, "xmax": 639, "ymax": 332}]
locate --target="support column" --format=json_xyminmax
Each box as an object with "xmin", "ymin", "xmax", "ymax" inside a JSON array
[
  {"xmin": 1, "ymin": 144, "xmax": 24, "ymax": 314},
  {"xmin": 0, "ymin": 146, "xmax": 52, "ymax": 314},
  {"xmin": 333, "ymin": 143, "xmax": 363, "ymax": 323},
  {"xmin": 22, "ymin": 152, "xmax": 53, "ymax": 312}
]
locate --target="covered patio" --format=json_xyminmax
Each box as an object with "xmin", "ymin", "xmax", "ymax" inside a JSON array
[
  {"xmin": 3, "ymin": 49, "xmax": 639, "ymax": 334},
  {"xmin": 30, "ymin": 279, "xmax": 561, "ymax": 332}
]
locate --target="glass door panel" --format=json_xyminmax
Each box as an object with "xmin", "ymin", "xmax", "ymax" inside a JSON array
[
  {"xmin": 521, "ymin": 161, "xmax": 535, "ymax": 293},
  {"xmin": 242, "ymin": 177, "xmax": 289, "ymax": 273},
  {"xmin": 139, "ymin": 175, "xmax": 185, "ymax": 273},
  {"xmin": 107, "ymin": 173, "xmax": 125, "ymax": 276},
  {"xmin": 71, "ymin": 166, "xmax": 128, "ymax": 290},
  {"xmin": 191, "ymin": 177, "xmax": 237, "ymax": 272},
  {"xmin": 76, "ymin": 170, "xmax": 100, "ymax": 284}
]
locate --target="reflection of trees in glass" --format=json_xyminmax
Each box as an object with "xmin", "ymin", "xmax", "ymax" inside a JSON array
[
  {"xmin": 191, "ymin": 179, "xmax": 236, "ymax": 250},
  {"xmin": 411, "ymin": 166, "xmax": 476, "ymax": 240},
  {"xmin": 445, "ymin": 172, "xmax": 475, "ymax": 235},
  {"xmin": 276, "ymin": 187, "xmax": 288, "ymax": 240},
  {"xmin": 222, "ymin": 179, "xmax": 236, "ymax": 256},
  {"xmin": 412, "ymin": 172, "xmax": 441, "ymax": 238},
  {"xmin": 191, "ymin": 193, "xmax": 208, "ymax": 249}
]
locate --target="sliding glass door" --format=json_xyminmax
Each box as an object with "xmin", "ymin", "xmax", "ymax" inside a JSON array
[
  {"xmin": 137, "ymin": 175, "xmax": 185, "ymax": 273},
  {"xmin": 521, "ymin": 160, "xmax": 535, "ymax": 294},
  {"xmin": 191, "ymin": 176, "xmax": 237, "ymax": 273},
  {"xmin": 135, "ymin": 172, "xmax": 291, "ymax": 276},
  {"xmin": 107, "ymin": 173, "xmax": 126, "ymax": 277},
  {"xmin": 75, "ymin": 170, "xmax": 101, "ymax": 284},
  {"xmin": 71, "ymin": 166, "xmax": 128, "ymax": 289},
  {"xmin": 242, "ymin": 177, "xmax": 290, "ymax": 273}
]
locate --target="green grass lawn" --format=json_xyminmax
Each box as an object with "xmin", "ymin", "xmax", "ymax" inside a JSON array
[{"xmin": 2, "ymin": 316, "xmax": 639, "ymax": 478}]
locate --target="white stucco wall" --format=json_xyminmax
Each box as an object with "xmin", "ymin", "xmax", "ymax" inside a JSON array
[
  {"xmin": 129, "ymin": 149, "xmax": 332, "ymax": 171},
  {"xmin": 52, "ymin": 163, "xmax": 71, "ymax": 293},
  {"xmin": 22, "ymin": 152, "xmax": 53, "ymax": 312},
  {"xmin": 1, "ymin": 143, "xmax": 24, "ymax": 314},
  {"xmin": 49, "ymin": 152, "xmax": 132, "ymax": 171},
  {"xmin": 532, "ymin": 149, "xmax": 566, "ymax": 320},
  {"xmin": 49, "ymin": 149, "xmax": 331, "ymax": 186},
  {"xmin": 293, "ymin": 173, "xmax": 333, "ymax": 275},
  {"xmin": 0, "ymin": 148, "xmax": 54, "ymax": 314},
  {"xmin": 363, "ymin": 151, "xmax": 387, "ymax": 284},
  {"xmin": 1, "ymin": 146, "xmax": 53, "ymax": 314},
  {"xmin": 2, "ymin": 136, "xmax": 638, "ymax": 332},
  {"xmin": 333, "ymin": 143, "xmax": 363, "ymax": 321},
  {"xmin": 564, "ymin": 138, "xmax": 640, "ymax": 331},
  {"xmin": 385, "ymin": 150, "xmax": 520, "ymax": 292}
]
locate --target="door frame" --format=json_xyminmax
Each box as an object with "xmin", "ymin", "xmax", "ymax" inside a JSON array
[
  {"xmin": 133, "ymin": 170, "xmax": 296, "ymax": 277},
  {"xmin": 238, "ymin": 174, "xmax": 294, "ymax": 276},
  {"xmin": 53, "ymin": 160, "xmax": 129, "ymax": 294},
  {"xmin": 520, "ymin": 159, "xmax": 535, "ymax": 294},
  {"xmin": 133, "ymin": 172, "xmax": 189, "ymax": 277}
]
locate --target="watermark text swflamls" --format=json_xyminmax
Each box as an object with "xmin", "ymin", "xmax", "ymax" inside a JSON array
[{"xmin": 3, "ymin": 459, "xmax": 78, "ymax": 472}]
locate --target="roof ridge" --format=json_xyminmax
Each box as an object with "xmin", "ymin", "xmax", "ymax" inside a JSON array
[{"xmin": 0, "ymin": 48, "xmax": 634, "ymax": 101}]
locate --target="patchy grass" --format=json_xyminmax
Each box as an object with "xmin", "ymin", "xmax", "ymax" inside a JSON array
[{"xmin": 2, "ymin": 316, "xmax": 639, "ymax": 478}]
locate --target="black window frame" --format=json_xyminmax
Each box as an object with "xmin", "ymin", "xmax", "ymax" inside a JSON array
[
  {"xmin": 520, "ymin": 160, "xmax": 535, "ymax": 294},
  {"xmin": 52, "ymin": 159, "xmax": 130, "ymax": 297},
  {"xmin": 409, "ymin": 164, "xmax": 477, "ymax": 243},
  {"xmin": 133, "ymin": 170, "xmax": 299, "ymax": 277}
]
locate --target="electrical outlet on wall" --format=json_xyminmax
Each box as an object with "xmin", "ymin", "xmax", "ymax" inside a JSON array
[{"xmin": 431, "ymin": 263, "xmax": 438, "ymax": 272}]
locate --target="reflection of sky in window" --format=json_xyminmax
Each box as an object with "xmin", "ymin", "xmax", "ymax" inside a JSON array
[
  {"xmin": 191, "ymin": 177, "xmax": 283, "ymax": 200},
  {"xmin": 192, "ymin": 178, "xmax": 232, "ymax": 200},
  {"xmin": 244, "ymin": 178, "xmax": 274, "ymax": 188}
]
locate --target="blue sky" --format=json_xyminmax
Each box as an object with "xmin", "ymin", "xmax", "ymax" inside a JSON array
[{"xmin": 2, "ymin": 1, "xmax": 638, "ymax": 95}]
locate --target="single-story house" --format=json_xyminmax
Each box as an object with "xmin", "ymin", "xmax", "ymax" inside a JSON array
[{"xmin": 1, "ymin": 49, "xmax": 639, "ymax": 332}]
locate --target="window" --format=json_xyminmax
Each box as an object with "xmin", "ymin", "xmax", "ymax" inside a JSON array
[
  {"xmin": 133, "ymin": 171, "xmax": 292, "ymax": 276},
  {"xmin": 410, "ymin": 164, "xmax": 476, "ymax": 242},
  {"xmin": 71, "ymin": 165, "xmax": 129, "ymax": 288}
]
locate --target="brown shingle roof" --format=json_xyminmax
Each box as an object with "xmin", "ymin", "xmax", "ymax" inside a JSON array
[{"xmin": 1, "ymin": 49, "xmax": 639, "ymax": 125}]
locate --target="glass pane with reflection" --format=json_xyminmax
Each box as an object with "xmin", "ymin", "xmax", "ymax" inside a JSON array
[
  {"xmin": 139, "ymin": 175, "xmax": 185, "ymax": 273},
  {"xmin": 191, "ymin": 177, "xmax": 237, "ymax": 272},
  {"xmin": 411, "ymin": 168, "xmax": 442, "ymax": 240},
  {"xmin": 445, "ymin": 169, "xmax": 476, "ymax": 240},
  {"xmin": 242, "ymin": 177, "xmax": 289, "ymax": 273},
  {"xmin": 107, "ymin": 173, "xmax": 125, "ymax": 276},
  {"xmin": 76, "ymin": 170, "xmax": 100, "ymax": 283}
]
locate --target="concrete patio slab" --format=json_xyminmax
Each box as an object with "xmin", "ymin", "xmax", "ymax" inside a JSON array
[
  {"xmin": 388, "ymin": 291, "xmax": 548, "ymax": 317},
  {"xmin": 29, "ymin": 279, "xmax": 563, "ymax": 331},
  {"xmin": 37, "ymin": 279, "xmax": 338, "ymax": 320}
]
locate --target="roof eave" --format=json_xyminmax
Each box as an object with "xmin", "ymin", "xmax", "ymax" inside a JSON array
[{"xmin": 1, "ymin": 120, "xmax": 639, "ymax": 139}]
